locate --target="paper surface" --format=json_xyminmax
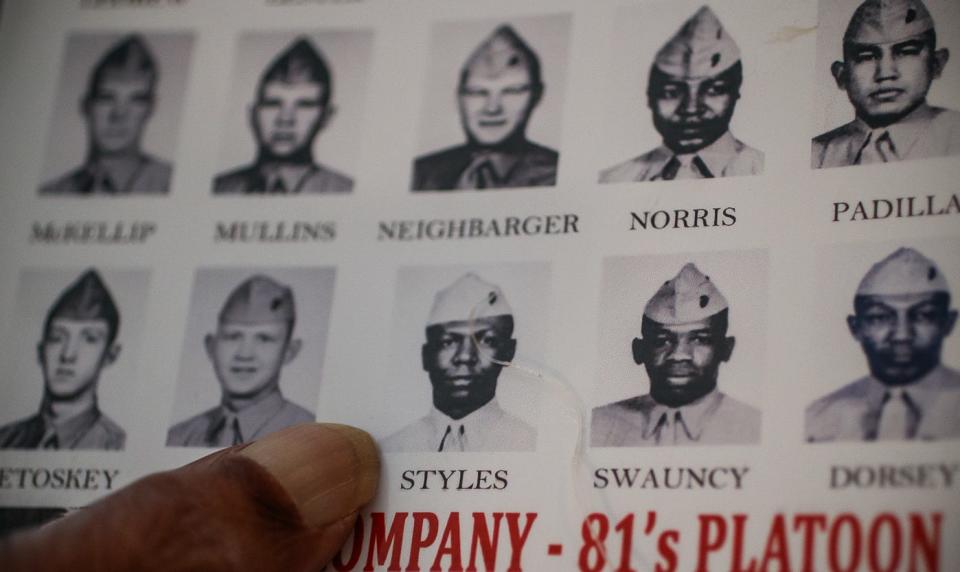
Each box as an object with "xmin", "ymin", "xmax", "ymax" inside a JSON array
[{"xmin": 0, "ymin": 0, "xmax": 958, "ymax": 568}]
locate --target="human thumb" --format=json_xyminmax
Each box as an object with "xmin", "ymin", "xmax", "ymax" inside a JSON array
[{"xmin": 1, "ymin": 423, "xmax": 380, "ymax": 572}]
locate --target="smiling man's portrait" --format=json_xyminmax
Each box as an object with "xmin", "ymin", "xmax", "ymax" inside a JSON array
[
  {"xmin": 167, "ymin": 273, "xmax": 322, "ymax": 447},
  {"xmin": 411, "ymin": 17, "xmax": 570, "ymax": 192},
  {"xmin": 806, "ymin": 247, "xmax": 960, "ymax": 442},
  {"xmin": 383, "ymin": 273, "xmax": 537, "ymax": 452},
  {"xmin": 592, "ymin": 263, "xmax": 761, "ymax": 447},
  {"xmin": 0, "ymin": 270, "xmax": 126, "ymax": 450},
  {"xmin": 812, "ymin": 0, "xmax": 960, "ymax": 168},
  {"xmin": 599, "ymin": 6, "xmax": 763, "ymax": 183},
  {"xmin": 213, "ymin": 36, "xmax": 357, "ymax": 194},
  {"xmin": 39, "ymin": 34, "xmax": 193, "ymax": 195}
]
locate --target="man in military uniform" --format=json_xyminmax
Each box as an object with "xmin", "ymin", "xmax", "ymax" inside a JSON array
[
  {"xmin": 411, "ymin": 25, "xmax": 558, "ymax": 191},
  {"xmin": 812, "ymin": 0, "xmax": 959, "ymax": 168},
  {"xmin": 592, "ymin": 263, "xmax": 760, "ymax": 446},
  {"xmin": 0, "ymin": 270, "xmax": 126, "ymax": 450},
  {"xmin": 40, "ymin": 35, "xmax": 172, "ymax": 195},
  {"xmin": 600, "ymin": 7, "xmax": 763, "ymax": 183},
  {"xmin": 213, "ymin": 38, "xmax": 352, "ymax": 194},
  {"xmin": 806, "ymin": 248, "xmax": 960, "ymax": 442},
  {"xmin": 383, "ymin": 273, "xmax": 536, "ymax": 452},
  {"xmin": 167, "ymin": 275, "xmax": 314, "ymax": 447}
]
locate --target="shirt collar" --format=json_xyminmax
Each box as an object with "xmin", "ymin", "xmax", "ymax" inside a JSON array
[
  {"xmin": 853, "ymin": 103, "xmax": 937, "ymax": 159},
  {"xmin": 653, "ymin": 131, "xmax": 739, "ymax": 177},
  {"xmin": 865, "ymin": 364, "xmax": 951, "ymax": 417},
  {"xmin": 643, "ymin": 389, "xmax": 724, "ymax": 442},
  {"xmin": 42, "ymin": 406, "xmax": 102, "ymax": 449},
  {"xmin": 218, "ymin": 388, "xmax": 286, "ymax": 443},
  {"xmin": 426, "ymin": 398, "xmax": 502, "ymax": 448},
  {"xmin": 85, "ymin": 156, "xmax": 146, "ymax": 193},
  {"xmin": 260, "ymin": 163, "xmax": 314, "ymax": 193}
]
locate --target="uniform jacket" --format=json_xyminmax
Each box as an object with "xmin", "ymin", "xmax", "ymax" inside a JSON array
[
  {"xmin": 599, "ymin": 131, "xmax": 763, "ymax": 183},
  {"xmin": 411, "ymin": 140, "xmax": 558, "ymax": 191},
  {"xmin": 166, "ymin": 389, "xmax": 314, "ymax": 447},
  {"xmin": 382, "ymin": 399, "xmax": 536, "ymax": 453},
  {"xmin": 0, "ymin": 407, "xmax": 125, "ymax": 450},
  {"xmin": 591, "ymin": 390, "xmax": 761, "ymax": 447},
  {"xmin": 39, "ymin": 154, "xmax": 171, "ymax": 195},
  {"xmin": 213, "ymin": 162, "xmax": 353, "ymax": 194},
  {"xmin": 811, "ymin": 105, "xmax": 960, "ymax": 169},
  {"xmin": 805, "ymin": 365, "xmax": 960, "ymax": 443}
]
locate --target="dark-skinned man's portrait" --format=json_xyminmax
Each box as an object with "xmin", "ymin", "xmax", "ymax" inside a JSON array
[
  {"xmin": 599, "ymin": 6, "xmax": 764, "ymax": 183},
  {"xmin": 382, "ymin": 268, "xmax": 548, "ymax": 453},
  {"xmin": 806, "ymin": 246, "xmax": 960, "ymax": 442},
  {"xmin": 812, "ymin": 0, "xmax": 960, "ymax": 168},
  {"xmin": 592, "ymin": 253, "xmax": 767, "ymax": 447},
  {"xmin": 39, "ymin": 33, "xmax": 193, "ymax": 196},
  {"xmin": 411, "ymin": 16, "xmax": 571, "ymax": 192}
]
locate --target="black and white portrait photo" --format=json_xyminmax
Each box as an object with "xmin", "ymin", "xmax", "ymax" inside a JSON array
[
  {"xmin": 213, "ymin": 30, "xmax": 373, "ymax": 195},
  {"xmin": 411, "ymin": 15, "xmax": 571, "ymax": 191},
  {"xmin": 0, "ymin": 268, "xmax": 150, "ymax": 450},
  {"xmin": 599, "ymin": 4, "xmax": 764, "ymax": 183},
  {"xmin": 806, "ymin": 242, "xmax": 960, "ymax": 442},
  {"xmin": 38, "ymin": 33, "xmax": 193, "ymax": 196},
  {"xmin": 167, "ymin": 268, "xmax": 335, "ymax": 448},
  {"xmin": 380, "ymin": 264, "xmax": 550, "ymax": 453},
  {"xmin": 591, "ymin": 251, "xmax": 767, "ymax": 447},
  {"xmin": 812, "ymin": 0, "xmax": 960, "ymax": 168}
]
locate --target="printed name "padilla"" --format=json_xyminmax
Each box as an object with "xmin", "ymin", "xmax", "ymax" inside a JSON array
[{"xmin": 833, "ymin": 193, "xmax": 959, "ymax": 222}]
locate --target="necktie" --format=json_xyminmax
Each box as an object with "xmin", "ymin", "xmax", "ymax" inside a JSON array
[
  {"xmin": 438, "ymin": 425, "xmax": 466, "ymax": 452},
  {"xmin": 876, "ymin": 389, "xmax": 915, "ymax": 440},
  {"xmin": 857, "ymin": 130, "xmax": 899, "ymax": 164},
  {"xmin": 40, "ymin": 429, "xmax": 59, "ymax": 450},
  {"xmin": 207, "ymin": 414, "xmax": 243, "ymax": 446},
  {"xmin": 458, "ymin": 155, "xmax": 503, "ymax": 189},
  {"xmin": 268, "ymin": 176, "xmax": 287, "ymax": 194},
  {"xmin": 658, "ymin": 156, "xmax": 714, "ymax": 180}
]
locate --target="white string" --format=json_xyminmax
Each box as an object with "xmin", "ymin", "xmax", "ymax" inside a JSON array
[{"xmin": 466, "ymin": 298, "xmax": 653, "ymax": 571}]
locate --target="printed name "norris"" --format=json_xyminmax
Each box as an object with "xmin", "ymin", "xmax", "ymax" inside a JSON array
[{"xmin": 630, "ymin": 207, "xmax": 736, "ymax": 230}]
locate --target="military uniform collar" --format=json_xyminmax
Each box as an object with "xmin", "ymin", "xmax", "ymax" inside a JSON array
[
  {"xmin": 643, "ymin": 389, "xmax": 724, "ymax": 442},
  {"xmin": 866, "ymin": 364, "xmax": 952, "ymax": 422},
  {"xmin": 41, "ymin": 405, "xmax": 102, "ymax": 449},
  {"xmin": 852, "ymin": 103, "xmax": 937, "ymax": 160},
  {"xmin": 218, "ymin": 388, "xmax": 286, "ymax": 443},
  {"xmin": 259, "ymin": 163, "xmax": 317, "ymax": 194},
  {"xmin": 653, "ymin": 131, "xmax": 740, "ymax": 177},
  {"xmin": 426, "ymin": 398, "xmax": 503, "ymax": 446},
  {"xmin": 82, "ymin": 155, "xmax": 148, "ymax": 194}
]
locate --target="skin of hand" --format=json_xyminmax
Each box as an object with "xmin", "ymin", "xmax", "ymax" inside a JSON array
[{"xmin": 1, "ymin": 423, "xmax": 379, "ymax": 571}]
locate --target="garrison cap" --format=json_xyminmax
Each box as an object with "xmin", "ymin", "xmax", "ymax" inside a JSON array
[
  {"xmin": 219, "ymin": 275, "xmax": 295, "ymax": 324},
  {"xmin": 428, "ymin": 273, "xmax": 512, "ymax": 326},
  {"xmin": 644, "ymin": 263, "xmax": 729, "ymax": 325},
  {"xmin": 262, "ymin": 37, "xmax": 331, "ymax": 87},
  {"xmin": 856, "ymin": 247, "xmax": 948, "ymax": 297},
  {"xmin": 463, "ymin": 25, "xmax": 540, "ymax": 84},
  {"xmin": 654, "ymin": 6, "xmax": 741, "ymax": 80},
  {"xmin": 46, "ymin": 269, "xmax": 120, "ymax": 336},
  {"xmin": 89, "ymin": 35, "xmax": 157, "ymax": 95},
  {"xmin": 844, "ymin": 0, "xmax": 935, "ymax": 45}
]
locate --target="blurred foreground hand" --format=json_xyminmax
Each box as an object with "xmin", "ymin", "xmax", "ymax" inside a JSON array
[{"xmin": 2, "ymin": 423, "xmax": 380, "ymax": 571}]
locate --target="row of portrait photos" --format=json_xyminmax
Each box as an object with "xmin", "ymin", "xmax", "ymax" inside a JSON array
[
  {"xmin": 2, "ymin": 240, "xmax": 957, "ymax": 452},
  {"xmin": 34, "ymin": 0, "xmax": 960, "ymax": 196}
]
